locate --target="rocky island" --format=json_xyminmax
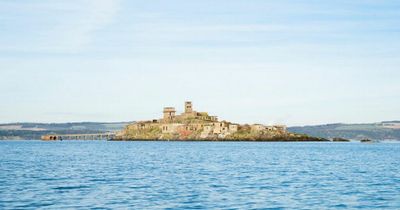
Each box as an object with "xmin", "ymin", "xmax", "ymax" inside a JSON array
[{"xmin": 113, "ymin": 101, "xmax": 326, "ymax": 142}]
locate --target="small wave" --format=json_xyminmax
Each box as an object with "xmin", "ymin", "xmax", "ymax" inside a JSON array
[{"xmin": 53, "ymin": 185, "xmax": 91, "ymax": 190}]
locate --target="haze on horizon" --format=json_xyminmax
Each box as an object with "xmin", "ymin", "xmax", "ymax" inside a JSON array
[{"xmin": 0, "ymin": 0, "xmax": 399, "ymax": 126}]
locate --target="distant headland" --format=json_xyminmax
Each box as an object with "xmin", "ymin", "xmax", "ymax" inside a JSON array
[{"xmin": 112, "ymin": 101, "xmax": 326, "ymax": 142}]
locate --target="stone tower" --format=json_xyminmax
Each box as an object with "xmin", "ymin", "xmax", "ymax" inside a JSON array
[
  {"xmin": 163, "ymin": 107, "xmax": 176, "ymax": 121},
  {"xmin": 185, "ymin": 101, "xmax": 193, "ymax": 113}
]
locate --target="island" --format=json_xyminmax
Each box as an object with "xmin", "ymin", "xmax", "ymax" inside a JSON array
[{"xmin": 112, "ymin": 101, "xmax": 327, "ymax": 142}]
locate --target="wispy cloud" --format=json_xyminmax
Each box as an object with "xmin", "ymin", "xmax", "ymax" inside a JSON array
[
  {"xmin": 0, "ymin": 0, "xmax": 121, "ymax": 54},
  {"xmin": 48, "ymin": 0, "xmax": 121, "ymax": 53}
]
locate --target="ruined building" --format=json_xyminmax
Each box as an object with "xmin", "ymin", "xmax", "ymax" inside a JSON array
[
  {"xmin": 121, "ymin": 101, "xmax": 287, "ymax": 140},
  {"xmin": 162, "ymin": 101, "xmax": 218, "ymax": 123}
]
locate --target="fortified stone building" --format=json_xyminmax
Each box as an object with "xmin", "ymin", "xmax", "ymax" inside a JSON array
[
  {"xmin": 162, "ymin": 102, "xmax": 218, "ymax": 123},
  {"xmin": 127, "ymin": 101, "xmax": 286, "ymax": 139}
]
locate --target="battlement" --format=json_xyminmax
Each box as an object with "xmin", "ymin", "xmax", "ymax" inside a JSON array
[{"xmin": 163, "ymin": 107, "xmax": 176, "ymax": 112}]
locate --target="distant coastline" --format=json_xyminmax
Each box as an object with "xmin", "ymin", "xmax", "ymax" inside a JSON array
[{"xmin": 1, "ymin": 119, "xmax": 399, "ymax": 141}]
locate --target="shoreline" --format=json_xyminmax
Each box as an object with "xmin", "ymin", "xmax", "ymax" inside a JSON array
[{"xmin": 109, "ymin": 138, "xmax": 330, "ymax": 142}]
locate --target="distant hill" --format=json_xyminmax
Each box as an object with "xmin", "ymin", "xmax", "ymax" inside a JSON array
[
  {"xmin": 288, "ymin": 122, "xmax": 400, "ymax": 140},
  {"xmin": 0, "ymin": 122, "xmax": 132, "ymax": 140}
]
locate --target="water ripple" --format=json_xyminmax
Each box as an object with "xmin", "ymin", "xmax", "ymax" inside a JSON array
[{"xmin": 0, "ymin": 141, "xmax": 399, "ymax": 209}]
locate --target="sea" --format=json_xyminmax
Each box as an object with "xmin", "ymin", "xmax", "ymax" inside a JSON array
[{"xmin": 0, "ymin": 141, "xmax": 399, "ymax": 209}]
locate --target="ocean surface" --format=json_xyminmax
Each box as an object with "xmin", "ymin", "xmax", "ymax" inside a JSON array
[{"xmin": 0, "ymin": 141, "xmax": 399, "ymax": 209}]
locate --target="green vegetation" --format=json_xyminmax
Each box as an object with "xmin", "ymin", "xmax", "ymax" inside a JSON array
[
  {"xmin": 125, "ymin": 126, "xmax": 162, "ymax": 140},
  {"xmin": 117, "ymin": 123, "xmax": 327, "ymax": 142}
]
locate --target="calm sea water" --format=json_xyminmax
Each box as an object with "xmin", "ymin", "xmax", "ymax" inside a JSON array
[{"xmin": 0, "ymin": 141, "xmax": 399, "ymax": 209}]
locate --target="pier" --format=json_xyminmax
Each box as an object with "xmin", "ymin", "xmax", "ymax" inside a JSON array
[{"xmin": 41, "ymin": 133, "xmax": 116, "ymax": 141}]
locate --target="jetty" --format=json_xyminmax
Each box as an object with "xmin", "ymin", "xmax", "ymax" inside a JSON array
[{"xmin": 41, "ymin": 133, "xmax": 116, "ymax": 141}]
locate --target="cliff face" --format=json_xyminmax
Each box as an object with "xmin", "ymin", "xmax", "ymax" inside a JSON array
[{"xmin": 115, "ymin": 123, "xmax": 326, "ymax": 142}]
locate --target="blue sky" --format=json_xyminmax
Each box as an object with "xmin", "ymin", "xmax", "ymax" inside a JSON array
[{"xmin": 0, "ymin": 0, "xmax": 399, "ymax": 126}]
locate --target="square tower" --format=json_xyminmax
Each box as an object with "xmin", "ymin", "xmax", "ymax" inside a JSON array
[
  {"xmin": 163, "ymin": 107, "xmax": 176, "ymax": 121},
  {"xmin": 185, "ymin": 101, "xmax": 193, "ymax": 113}
]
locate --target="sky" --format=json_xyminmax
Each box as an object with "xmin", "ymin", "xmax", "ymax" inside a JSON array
[{"xmin": 0, "ymin": 0, "xmax": 400, "ymax": 126}]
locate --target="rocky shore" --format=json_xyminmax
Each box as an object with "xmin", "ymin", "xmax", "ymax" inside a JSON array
[{"xmin": 112, "ymin": 126, "xmax": 328, "ymax": 142}]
